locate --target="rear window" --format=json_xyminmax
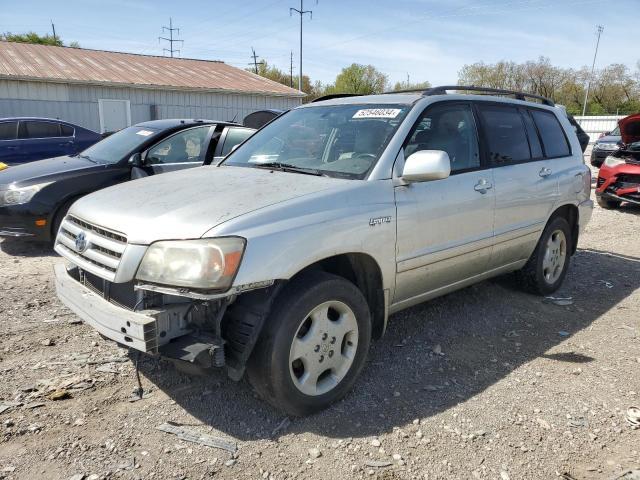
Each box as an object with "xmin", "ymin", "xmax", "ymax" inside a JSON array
[
  {"xmin": 530, "ymin": 110, "xmax": 570, "ymax": 158},
  {"xmin": 478, "ymin": 105, "xmax": 530, "ymax": 164},
  {"xmin": 60, "ymin": 124, "xmax": 74, "ymax": 136},
  {"xmin": 0, "ymin": 122, "xmax": 17, "ymax": 140},
  {"xmin": 19, "ymin": 121, "xmax": 61, "ymax": 139}
]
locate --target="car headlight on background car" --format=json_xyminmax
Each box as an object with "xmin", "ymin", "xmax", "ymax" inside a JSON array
[
  {"xmin": 595, "ymin": 142, "xmax": 620, "ymax": 151},
  {"xmin": 604, "ymin": 156, "xmax": 626, "ymax": 168},
  {"xmin": 0, "ymin": 182, "xmax": 52, "ymax": 207},
  {"xmin": 136, "ymin": 237, "xmax": 246, "ymax": 290}
]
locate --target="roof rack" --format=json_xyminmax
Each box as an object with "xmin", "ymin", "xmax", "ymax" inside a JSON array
[
  {"xmin": 422, "ymin": 85, "xmax": 555, "ymax": 106},
  {"xmin": 312, "ymin": 93, "xmax": 363, "ymax": 103},
  {"xmin": 311, "ymin": 85, "xmax": 555, "ymax": 107}
]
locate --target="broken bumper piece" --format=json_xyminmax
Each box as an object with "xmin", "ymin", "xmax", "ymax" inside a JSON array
[{"xmin": 54, "ymin": 263, "xmax": 191, "ymax": 353}]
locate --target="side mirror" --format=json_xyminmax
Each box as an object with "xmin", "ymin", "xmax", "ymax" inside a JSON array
[
  {"xmin": 402, "ymin": 150, "xmax": 451, "ymax": 183},
  {"xmin": 128, "ymin": 152, "xmax": 143, "ymax": 167}
]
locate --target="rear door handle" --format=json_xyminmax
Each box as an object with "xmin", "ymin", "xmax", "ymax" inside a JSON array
[
  {"xmin": 539, "ymin": 167, "xmax": 552, "ymax": 177},
  {"xmin": 474, "ymin": 179, "xmax": 493, "ymax": 194}
]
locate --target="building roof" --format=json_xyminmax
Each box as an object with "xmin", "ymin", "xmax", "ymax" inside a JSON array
[{"xmin": 0, "ymin": 41, "xmax": 303, "ymax": 97}]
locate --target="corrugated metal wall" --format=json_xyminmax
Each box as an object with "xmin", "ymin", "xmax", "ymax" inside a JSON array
[
  {"xmin": 0, "ymin": 80, "xmax": 302, "ymax": 132},
  {"xmin": 574, "ymin": 115, "xmax": 625, "ymax": 143}
]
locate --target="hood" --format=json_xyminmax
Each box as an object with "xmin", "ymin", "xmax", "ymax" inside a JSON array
[
  {"xmin": 0, "ymin": 156, "xmax": 100, "ymax": 187},
  {"xmin": 596, "ymin": 134, "xmax": 621, "ymax": 144},
  {"xmin": 69, "ymin": 165, "xmax": 350, "ymax": 244},
  {"xmin": 619, "ymin": 114, "xmax": 640, "ymax": 145}
]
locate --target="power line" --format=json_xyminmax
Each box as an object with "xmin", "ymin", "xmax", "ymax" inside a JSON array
[
  {"xmin": 290, "ymin": 0, "xmax": 316, "ymax": 92},
  {"xmin": 582, "ymin": 25, "xmax": 604, "ymax": 116},
  {"xmin": 159, "ymin": 17, "xmax": 183, "ymax": 58}
]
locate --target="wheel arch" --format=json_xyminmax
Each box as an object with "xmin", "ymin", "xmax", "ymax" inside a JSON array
[
  {"xmin": 548, "ymin": 203, "xmax": 579, "ymax": 255},
  {"xmin": 289, "ymin": 253, "xmax": 387, "ymax": 339}
]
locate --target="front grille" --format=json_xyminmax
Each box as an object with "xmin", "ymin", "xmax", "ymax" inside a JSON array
[
  {"xmin": 81, "ymin": 270, "xmax": 138, "ymax": 311},
  {"xmin": 55, "ymin": 215, "xmax": 127, "ymax": 282}
]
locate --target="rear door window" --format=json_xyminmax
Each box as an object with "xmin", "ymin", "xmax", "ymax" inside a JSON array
[
  {"xmin": 19, "ymin": 121, "xmax": 62, "ymax": 139},
  {"xmin": 60, "ymin": 124, "xmax": 74, "ymax": 137},
  {"xmin": 0, "ymin": 122, "xmax": 18, "ymax": 140},
  {"xmin": 220, "ymin": 127, "xmax": 254, "ymax": 156},
  {"xmin": 530, "ymin": 110, "xmax": 571, "ymax": 158},
  {"xmin": 477, "ymin": 104, "xmax": 530, "ymax": 165},
  {"xmin": 520, "ymin": 109, "xmax": 543, "ymax": 159}
]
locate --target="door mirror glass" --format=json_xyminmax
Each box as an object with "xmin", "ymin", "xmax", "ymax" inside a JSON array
[
  {"xmin": 128, "ymin": 152, "xmax": 142, "ymax": 167},
  {"xmin": 402, "ymin": 150, "xmax": 451, "ymax": 183}
]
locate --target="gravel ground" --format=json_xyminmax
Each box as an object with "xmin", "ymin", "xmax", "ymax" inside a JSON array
[{"xmin": 1, "ymin": 185, "xmax": 639, "ymax": 480}]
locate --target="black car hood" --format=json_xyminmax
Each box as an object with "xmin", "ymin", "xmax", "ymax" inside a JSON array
[
  {"xmin": 598, "ymin": 134, "xmax": 621, "ymax": 144},
  {"xmin": 0, "ymin": 156, "xmax": 105, "ymax": 187}
]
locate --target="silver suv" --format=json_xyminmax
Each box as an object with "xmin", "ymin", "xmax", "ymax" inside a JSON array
[{"xmin": 54, "ymin": 86, "xmax": 593, "ymax": 416}]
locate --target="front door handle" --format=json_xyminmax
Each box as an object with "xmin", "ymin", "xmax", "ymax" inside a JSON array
[
  {"xmin": 474, "ymin": 179, "xmax": 493, "ymax": 194},
  {"xmin": 539, "ymin": 167, "xmax": 552, "ymax": 178}
]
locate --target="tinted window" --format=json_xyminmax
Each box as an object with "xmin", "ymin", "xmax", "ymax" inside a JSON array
[
  {"xmin": 404, "ymin": 103, "xmax": 480, "ymax": 172},
  {"xmin": 530, "ymin": 110, "xmax": 570, "ymax": 158},
  {"xmin": 221, "ymin": 128, "xmax": 253, "ymax": 156},
  {"xmin": 60, "ymin": 124, "xmax": 74, "ymax": 136},
  {"xmin": 0, "ymin": 122, "xmax": 17, "ymax": 140},
  {"xmin": 147, "ymin": 126, "xmax": 210, "ymax": 164},
  {"xmin": 478, "ymin": 105, "xmax": 530, "ymax": 164},
  {"xmin": 19, "ymin": 121, "xmax": 61, "ymax": 138},
  {"xmin": 520, "ymin": 110, "xmax": 543, "ymax": 159}
]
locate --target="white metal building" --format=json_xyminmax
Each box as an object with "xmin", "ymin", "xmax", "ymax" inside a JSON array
[{"xmin": 0, "ymin": 42, "xmax": 304, "ymax": 133}]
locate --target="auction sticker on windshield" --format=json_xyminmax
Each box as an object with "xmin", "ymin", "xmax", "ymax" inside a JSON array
[
  {"xmin": 353, "ymin": 108, "xmax": 402, "ymax": 119},
  {"xmin": 136, "ymin": 130, "xmax": 154, "ymax": 136}
]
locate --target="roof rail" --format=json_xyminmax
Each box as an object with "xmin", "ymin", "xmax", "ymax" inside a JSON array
[
  {"xmin": 312, "ymin": 93, "xmax": 362, "ymax": 103},
  {"xmin": 423, "ymin": 85, "xmax": 555, "ymax": 106}
]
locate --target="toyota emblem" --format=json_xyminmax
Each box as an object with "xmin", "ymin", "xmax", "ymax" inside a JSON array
[{"xmin": 75, "ymin": 232, "xmax": 89, "ymax": 253}]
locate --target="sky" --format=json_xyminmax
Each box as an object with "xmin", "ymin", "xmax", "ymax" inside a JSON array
[{"xmin": 1, "ymin": 0, "xmax": 638, "ymax": 88}]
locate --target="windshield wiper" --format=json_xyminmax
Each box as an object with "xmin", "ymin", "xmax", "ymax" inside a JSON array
[
  {"xmin": 76, "ymin": 154, "xmax": 97, "ymax": 163},
  {"xmin": 252, "ymin": 162, "xmax": 326, "ymax": 176}
]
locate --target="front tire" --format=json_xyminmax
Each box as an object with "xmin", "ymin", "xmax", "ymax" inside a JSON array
[
  {"xmin": 247, "ymin": 271, "xmax": 371, "ymax": 416},
  {"xmin": 516, "ymin": 216, "xmax": 572, "ymax": 295}
]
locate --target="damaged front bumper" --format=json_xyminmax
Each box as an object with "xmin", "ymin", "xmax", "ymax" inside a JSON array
[
  {"xmin": 54, "ymin": 263, "xmax": 282, "ymax": 379},
  {"xmin": 54, "ymin": 263, "xmax": 192, "ymax": 352}
]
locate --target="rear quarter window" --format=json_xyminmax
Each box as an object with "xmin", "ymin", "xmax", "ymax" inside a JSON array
[
  {"xmin": 477, "ymin": 105, "xmax": 530, "ymax": 165},
  {"xmin": 0, "ymin": 122, "xmax": 17, "ymax": 140},
  {"xmin": 530, "ymin": 110, "xmax": 571, "ymax": 158}
]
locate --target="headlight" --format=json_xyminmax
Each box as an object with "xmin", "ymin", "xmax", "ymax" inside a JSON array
[
  {"xmin": 595, "ymin": 142, "xmax": 619, "ymax": 151},
  {"xmin": 604, "ymin": 156, "xmax": 625, "ymax": 168},
  {"xmin": 136, "ymin": 237, "xmax": 246, "ymax": 290},
  {"xmin": 0, "ymin": 182, "xmax": 51, "ymax": 207}
]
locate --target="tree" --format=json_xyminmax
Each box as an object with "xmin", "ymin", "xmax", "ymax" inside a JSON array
[
  {"xmin": 1, "ymin": 31, "xmax": 80, "ymax": 48},
  {"xmin": 391, "ymin": 80, "xmax": 431, "ymax": 92},
  {"xmin": 333, "ymin": 64, "xmax": 388, "ymax": 95},
  {"xmin": 248, "ymin": 59, "xmax": 313, "ymax": 96}
]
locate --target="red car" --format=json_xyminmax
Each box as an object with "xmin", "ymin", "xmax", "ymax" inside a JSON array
[{"xmin": 595, "ymin": 113, "xmax": 640, "ymax": 209}]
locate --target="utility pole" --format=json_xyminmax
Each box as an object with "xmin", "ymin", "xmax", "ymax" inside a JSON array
[
  {"xmin": 159, "ymin": 18, "xmax": 183, "ymax": 58},
  {"xmin": 290, "ymin": 0, "xmax": 316, "ymax": 92},
  {"xmin": 290, "ymin": 51, "xmax": 294, "ymax": 88},
  {"xmin": 406, "ymin": 73, "xmax": 410, "ymax": 88},
  {"xmin": 250, "ymin": 47, "xmax": 259, "ymax": 74},
  {"xmin": 581, "ymin": 25, "xmax": 604, "ymax": 116},
  {"xmin": 51, "ymin": 20, "xmax": 57, "ymax": 43},
  {"xmin": 248, "ymin": 48, "xmax": 265, "ymax": 75}
]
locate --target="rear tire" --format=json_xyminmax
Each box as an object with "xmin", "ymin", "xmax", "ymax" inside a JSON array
[
  {"xmin": 516, "ymin": 216, "xmax": 572, "ymax": 295},
  {"xmin": 247, "ymin": 271, "xmax": 371, "ymax": 416},
  {"xmin": 596, "ymin": 196, "xmax": 621, "ymax": 210}
]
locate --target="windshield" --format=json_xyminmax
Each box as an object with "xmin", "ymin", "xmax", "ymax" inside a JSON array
[
  {"xmin": 80, "ymin": 126, "xmax": 162, "ymax": 164},
  {"xmin": 223, "ymin": 104, "xmax": 410, "ymax": 179}
]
